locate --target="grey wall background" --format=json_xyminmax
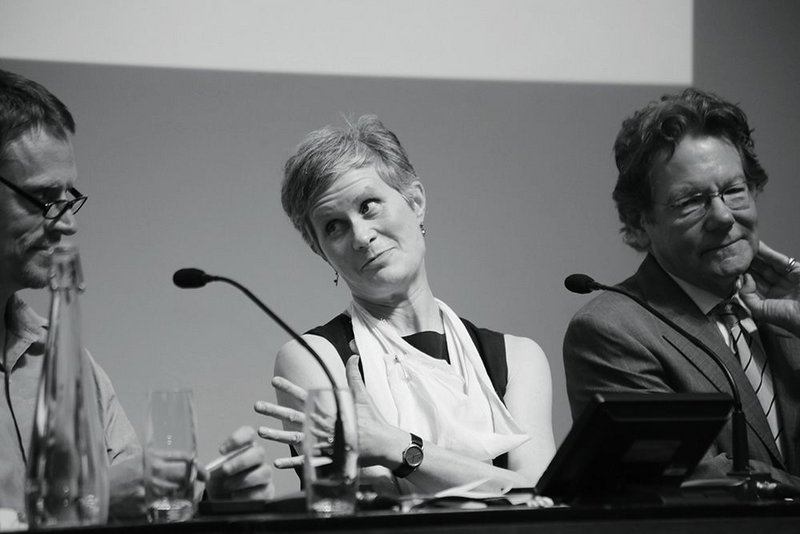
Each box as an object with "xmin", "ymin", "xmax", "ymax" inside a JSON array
[{"xmin": 1, "ymin": 0, "xmax": 798, "ymax": 494}]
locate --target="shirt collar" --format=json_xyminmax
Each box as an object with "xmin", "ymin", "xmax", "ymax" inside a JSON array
[
  {"xmin": 654, "ymin": 258, "xmax": 744, "ymax": 316},
  {"xmin": 3, "ymin": 294, "xmax": 47, "ymax": 371},
  {"xmin": 665, "ymin": 272, "xmax": 727, "ymax": 315}
]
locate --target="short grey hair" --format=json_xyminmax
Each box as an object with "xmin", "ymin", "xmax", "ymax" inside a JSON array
[{"xmin": 281, "ymin": 115, "xmax": 419, "ymax": 255}]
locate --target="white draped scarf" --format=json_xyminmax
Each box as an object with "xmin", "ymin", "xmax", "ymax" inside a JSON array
[{"xmin": 349, "ymin": 298, "xmax": 529, "ymax": 467}]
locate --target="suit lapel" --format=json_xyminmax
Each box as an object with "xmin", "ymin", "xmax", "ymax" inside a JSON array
[{"xmin": 632, "ymin": 256, "xmax": 784, "ymax": 466}]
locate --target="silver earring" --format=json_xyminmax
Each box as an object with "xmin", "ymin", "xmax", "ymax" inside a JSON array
[
  {"xmin": 334, "ymin": 271, "xmax": 339, "ymax": 287},
  {"xmin": 420, "ymin": 223, "xmax": 426, "ymax": 237}
]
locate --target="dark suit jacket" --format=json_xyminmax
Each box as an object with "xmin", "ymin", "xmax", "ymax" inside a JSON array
[{"xmin": 563, "ymin": 254, "xmax": 800, "ymax": 485}]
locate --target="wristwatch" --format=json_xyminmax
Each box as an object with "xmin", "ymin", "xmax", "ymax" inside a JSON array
[{"xmin": 392, "ymin": 433, "xmax": 424, "ymax": 478}]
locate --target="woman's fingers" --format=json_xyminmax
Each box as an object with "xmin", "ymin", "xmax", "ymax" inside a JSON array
[
  {"xmin": 257, "ymin": 425, "xmax": 303, "ymax": 445},
  {"xmin": 254, "ymin": 400, "xmax": 305, "ymax": 426},
  {"xmin": 272, "ymin": 376, "xmax": 308, "ymax": 402},
  {"xmin": 273, "ymin": 455, "xmax": 305, "ymax": 470}
]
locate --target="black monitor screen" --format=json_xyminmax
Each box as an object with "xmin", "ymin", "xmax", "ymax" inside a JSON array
[{"xmin": 535, "ymin": 392, "xmax": 732, "ymax": 504}]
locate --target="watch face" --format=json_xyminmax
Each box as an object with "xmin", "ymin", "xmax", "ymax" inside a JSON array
[{"xmin": 404, "ymin": 445, "xmax": 424, "ymax": 467}]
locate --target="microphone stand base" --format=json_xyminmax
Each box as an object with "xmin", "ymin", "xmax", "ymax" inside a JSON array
[
  {"xmin": 731, "ymin": 472, "xmax": 800, "ymax": 501},
  {"xmin": 682, "ymin": 472, "xmax": 800, "ymax": 502}
]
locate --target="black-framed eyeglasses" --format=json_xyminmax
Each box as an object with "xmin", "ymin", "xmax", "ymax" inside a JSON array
[
  {"xmin": 0, "ymin": 175, "xmax": 87, "ymax": 220},
  {"xmin": 654, "ymin": 181, "xmax": 755, "ymax": 220}
]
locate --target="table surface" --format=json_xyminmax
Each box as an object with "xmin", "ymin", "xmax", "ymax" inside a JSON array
[{"xmin": 33, "ymin": 495, "xmax": 800, "ymax": 534}]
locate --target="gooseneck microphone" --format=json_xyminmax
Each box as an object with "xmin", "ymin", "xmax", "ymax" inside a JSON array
[
  {"xmin": 173, "ymin": 268, "xmax": 347, "ymax": 467},
  {"xmin": 564, "ymin": 273, "xmax": 750, "ymax": 475},
  {"xmin": 564, "ymin": 274, "xmax": 604, "ymax": 295},
  {"xmin": 172, "ymin": 268, "xmax": 212, "ymax": 289}
]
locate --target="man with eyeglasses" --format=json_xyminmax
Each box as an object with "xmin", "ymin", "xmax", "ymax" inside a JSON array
[
  {"xmin": 563, "ymin": 88, "xmax": 800, "ymax": 488},
  {"xmin": 0, "ymin": 69, "xmax": 274, "ymax": 523}
]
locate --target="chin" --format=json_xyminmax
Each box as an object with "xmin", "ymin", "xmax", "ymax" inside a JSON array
[
  {"xmin": 703, "ymin": 243, "xmax": 753, "ymax": 275},
  {"xmin": 20, "ymin": 276, "xmax": 48, "ymax": 290},
  {"xmin": 17, "ymin": 265, "xmax": 50, "ymax": 289},
  {"xmin": 698, "ymin": 266, "xmax": 746, "ymax": 296},
  {"xmin": 717, "ymin": 253, "xmax": 753, "ymax": 276}
]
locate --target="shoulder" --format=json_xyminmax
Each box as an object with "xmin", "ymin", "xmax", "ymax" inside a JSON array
[
  {"xmin": 306, "ymin": 313, "xmax": 354, "ymax": 364},
  {"xmin": 503, "ymin": 334, "xmax": 545, "ymax": 358},
  {"xmin": 274, "ymin": 331, "xmax": 349, "ymax": 390},
  {"xmin": 83, "ymin": 350, "xmax": 128, "ymax": 416},
  {"xmin": 568, "ymin": 286, "xmax": 641, "ymax": 327},
  {"xmin": 564, "ymin": 283, "xmax": 664, "ymax": 351},
  {"xmin": 459, "ymin": 317, "xmax": 502, "ymax": 339},
  {"xmin": 306, "ymin": 313, "xmax": 352, "ymax": 340},
  {"xmin": 84, "ymin": 349, "xmax": 118, "ymax": 396},
  {"xmin": 562, "ymin": 280, "xmax": 676, "ymax": 396},
  {"xmin": 503, "ymin": 334, "xmax": 551, "ymax": 384},
  {"xmin": 459, "ymin": 317, "xmax": 509, "ymax": 359},
  {"xmin": 84, "ymin": 350, "xmax": 140, "ymax": 455},
  {"xmin": 565, "ymin": 262, "xmax": 659, "ymax": 329},
  {"xmin": 458, "ymin": 316, "xmax": 547, "ymax": 368}
]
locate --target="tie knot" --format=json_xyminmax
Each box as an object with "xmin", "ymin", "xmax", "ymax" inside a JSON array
[{"xmin": 711, "ymin": 298, "xmax": 747, "ymax": 330}]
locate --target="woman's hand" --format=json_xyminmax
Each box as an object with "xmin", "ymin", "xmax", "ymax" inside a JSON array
[
  {"xmin": 257, "ymin": 355, "xmax": 403, "ymax": 470},
  {"xmin": 741, "ymin": 242, "xmax": 800, "ymax": 336},
  {"xmin": 255, "ymin": 377, "xmax": 307, "ymax": 469},
  {"xmin": 345, "ymin": 355, "xmax": 406, "ymax": 468}
]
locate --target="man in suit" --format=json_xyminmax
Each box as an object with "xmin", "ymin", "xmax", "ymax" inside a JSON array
[{"xmin": 563, "ymin": 88, "xmax": 800, "ymax": 486}]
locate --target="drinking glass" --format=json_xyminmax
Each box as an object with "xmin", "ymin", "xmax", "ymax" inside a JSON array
[
  {"xmin": 143, "ymin": 389, "xmax": 197, "ymax": 523},
  {"xmin": 303, "ymin": 388, "xmax": 359, "ymax": 515}
]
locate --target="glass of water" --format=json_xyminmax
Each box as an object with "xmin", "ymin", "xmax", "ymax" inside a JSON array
[
  {"xmin": 143, "ymin": 389, "xmax": 197, "ymax": 523},
  {"xmin": 303, "ymin": 388, "xmax": 359, "ymax": 515}
]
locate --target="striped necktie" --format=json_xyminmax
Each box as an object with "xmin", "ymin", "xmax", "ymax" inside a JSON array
[{"xmin": 714, "ymin": 300, "xmax": 783, "ymax": 457}]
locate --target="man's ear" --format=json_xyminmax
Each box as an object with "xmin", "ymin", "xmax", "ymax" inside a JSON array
[{"xmin": 626, "ymin": 213, "xmax": 652, "ymax": 251}]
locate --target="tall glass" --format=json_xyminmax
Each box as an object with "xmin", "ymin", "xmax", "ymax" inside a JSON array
[
  {"xmin": 143, "ymin": 389, "xmax": 197, "ymax": 523},
  {"xmin": 303, "ymin": 388, "xmax": 359, "ymax": 515}
]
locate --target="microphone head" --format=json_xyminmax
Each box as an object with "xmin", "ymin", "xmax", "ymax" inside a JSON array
[
  {"xmin": 564, "ymin": 274, "xmax": 599, "ymax": 294},
  {"xmin": 173, "ymin": 268, "xmax": 210, "ymax": 289}
]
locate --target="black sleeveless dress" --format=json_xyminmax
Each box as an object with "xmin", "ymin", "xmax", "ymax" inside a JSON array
[{"xmin": 307, "ymin": 313, "xmax": 510, "ymax": 468}]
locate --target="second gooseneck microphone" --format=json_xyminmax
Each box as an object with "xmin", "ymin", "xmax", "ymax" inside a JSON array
[
  {"xmin": 172, "ymin": 267, "xmax": 347, "ymax": 468},
  {"xmin": 564, "ymin": 273, "xmax": 750, "ymax": 475}
]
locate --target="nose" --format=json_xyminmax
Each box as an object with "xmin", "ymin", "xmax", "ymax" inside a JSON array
[
  {"xmin": 351, "ymin": 218, "xmax": 376, "ymax": 249},
  {"xmin": 703, "ymin": 195, "xmax": 735, "ymax": 229},
  {"xmin": 48, "ymin": 208, "xmax": 78, "ymax": 236}
]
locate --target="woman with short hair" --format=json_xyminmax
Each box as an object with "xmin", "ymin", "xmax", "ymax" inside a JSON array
[{"xmin": 256, "ymin": 115, "xmax": 555, "ymax": 495}]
